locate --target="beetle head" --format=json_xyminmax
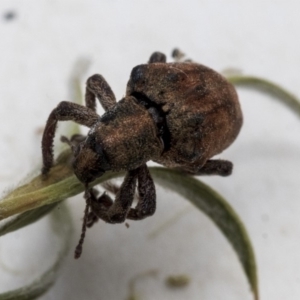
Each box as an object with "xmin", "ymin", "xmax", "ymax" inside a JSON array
[{"xmin": 61, "ymin": 134, "xmax": 111, "ymax": 184}]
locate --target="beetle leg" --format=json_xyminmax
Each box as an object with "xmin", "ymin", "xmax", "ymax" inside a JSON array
[
  {"xmin": 148, "ymin": 51, "xmax": 167, "ymax": 63},
  {"xmin": 89, "ymin": 169, "xmax": 139, "ymax": 223},
  {"xmin": 172, "ymin": 48, "xmax": 185, "ymax": 62},
  {"xmin": 85, "ymin": 74, "xmax": 116, "ymax": 112},
  {"xmin": 101, "ymin": 181, "xmax": 139, "ymax": 201},
  {"xmin": 183, "ymin": 159, "xmax": 233, "ymax": 177},
  {"xmin": 41, "ymin": 101, "xmax": 100, "ymax": 175},
  {"xmin": 89, "ymin": 165, "xmax": 155, "ymax": 222},
  {"xmin": 127, "ymin": 164, "xmax": 156, "ymax": 220},
  {"xmin": 101, "ymin": 181, "xmax": 121, "ymax": 195},
  {"xmin": 86, "ymin": 190, "xmax": 113, "ymax": 228},
  {"xmin": 171, "ymin": 48, "xmax": 192, "ymax": 62}
]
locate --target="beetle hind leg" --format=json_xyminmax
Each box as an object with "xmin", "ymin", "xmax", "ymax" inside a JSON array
[
  {"xmin": 148, "ymin": 51, "xmax": 167, "ymax": 63},
  {"xmin": 172, "ymin": 48, "xmax": 192, "ymax": 62}
]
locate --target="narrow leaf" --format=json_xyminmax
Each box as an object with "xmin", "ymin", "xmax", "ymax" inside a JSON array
[
  {"xmin": 0, "ymin": 149, "xmax": 122, "ymax": 220},
  {"xmin": 228, "ymin": 75, "xmax": 300, "ymax": 118},
  {"xmin": 0, "ymin": 202, "xmax": 72, "ymax": 300},
  {"xmin": 150, "ymin": 168, "xmax": 259, "ymax": 300},
  {"xmin": 0, "ymin": 202, "xmax": 60, "ymax": 237},
  {"xmin": 1, "ymin": 162, "xmax": 258, "ymax": 299},
  {"xmin": 68, "ymin": 57, "xmax": 90, "ymax": 105},
  {"xmin": 0, "ymin": 57, "xmax": 90, "ymax": 229},
  {"xmin": 66, "ymin": 58, "xmax": 91, "ymax": 137}
]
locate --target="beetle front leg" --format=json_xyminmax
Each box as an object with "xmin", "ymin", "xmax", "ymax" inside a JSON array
[
  {"xmin": 95, "ymin": 165, "xmax": 156, "ymax": 221},
  {"xmin": 127, "ymin": 164, "xmax": 156, "ymax": 220},
  {"xmin": 89, "ymin": 169, "xmax": 139, "ymax": 224},
  {"xmin": 42, "ymin": 101, "xmax": 100, "ymax": 174},
  {"xmin": 85, "ymin": 74, "xmax": 116, "ymax": 112},
  {"xmin": 86, "ymin": 190, "xmax": 113, "ymax": 228}
]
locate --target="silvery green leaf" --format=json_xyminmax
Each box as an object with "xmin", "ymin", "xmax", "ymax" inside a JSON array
[
  {"xmin": 0, "ymin": 147, "xmax": 259, "ymax": 299},
  {"xmin": 0, "ymin": 202, "xmax": 59, "ymax": 237},
  {"xmin": 0, "ymin": 58, "xmax": 90, "ymax": 232},
  {"xmin": 228, "ymin": 75, "xmax": 300, "ymax": 118},
  {"xmin": 150, "ymin": 167, "xmax": 259, "ymax": 300}
]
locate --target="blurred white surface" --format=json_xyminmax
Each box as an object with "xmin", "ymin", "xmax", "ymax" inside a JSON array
[{"xmin": 0, "ymin": 1, "xmax": 300, "ymax": 299}]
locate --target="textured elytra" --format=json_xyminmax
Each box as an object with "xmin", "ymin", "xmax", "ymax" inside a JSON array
[{"xmin": 127, "ymin": 62, "xmax": 243, "ymax": 171}]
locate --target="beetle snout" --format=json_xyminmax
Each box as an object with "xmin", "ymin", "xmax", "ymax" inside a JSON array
[
  {"xmin": 72, "ymin": 147, "xmax": 104, "ymax": 184},
  {"xmin": 74, "ymin": 166, "xmax": 104, "ymax": 184}
]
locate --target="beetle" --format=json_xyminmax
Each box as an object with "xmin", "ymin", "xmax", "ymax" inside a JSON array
[{"xmin": 41, "ymin": 50, "xmax": 243, "ymax": 257}]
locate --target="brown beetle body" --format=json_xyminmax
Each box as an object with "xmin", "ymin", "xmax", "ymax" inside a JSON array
[
  {"xmin": 82, "ymin": 62, "xmax": 242, "ymax": 176},
  {"xmin": 126, "ymin": 62, "xmax": 243, "ymax": 172},
  {"xmin": 41, "ymin": 51, "xmax": 243, "ymax": 258}
]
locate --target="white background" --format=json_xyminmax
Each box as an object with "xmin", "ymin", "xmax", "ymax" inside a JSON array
[{"xmin": 0, "ymin": 1, "xmax": 300, "ymax": 299}]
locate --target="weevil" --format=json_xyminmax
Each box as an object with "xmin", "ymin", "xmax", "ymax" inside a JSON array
[{"xmin": 41, "ymin": 50, "xmax": 243, "ymax": 257}]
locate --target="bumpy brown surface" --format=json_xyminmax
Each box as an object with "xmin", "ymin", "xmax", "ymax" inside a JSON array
[
  {"xmin": 126, "ymin": 62, "xmax": 243, "ymax": 172},
  {"xmin": 95, "ymin": 96, "xmax": 163, "ymax": 171}
]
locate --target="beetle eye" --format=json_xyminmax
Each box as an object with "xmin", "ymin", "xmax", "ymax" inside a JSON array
[
  {"xmin": 86, "ymin": 134, "xmax": 111, "ymax": 171},
  {"xmin": 89, "ymin": 168, "xmax": 104, "ymax": 178},
  {"xmin": 94, "ymin": 143, "xmax": 105, "ymax": 156},
  {"xmin": 86, "ymin": 134, "xmax": 104, "ymax": 156},
  {"xmin": 73, "ymin": 142, "xmax": 83, "ymax": 157},
  {"xmin": 94, "ymin": 147, "xmax": 111, "ymax": 171},
  {"xmin": 85, "ymin": 134, "xmax": 96, "ymax": 148}
]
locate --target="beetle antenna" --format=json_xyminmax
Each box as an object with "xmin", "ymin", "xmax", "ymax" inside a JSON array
[
  {"xmin": 74, "ymin": 184, "xmax": 91, "ymax": 259},
  {"xmin": 61, "ymin": 134, "xmax": 86, "ymax": 157},
  {"xmin": 61, "ymin": 135, "xmax": 76, "ymax": 152}
]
